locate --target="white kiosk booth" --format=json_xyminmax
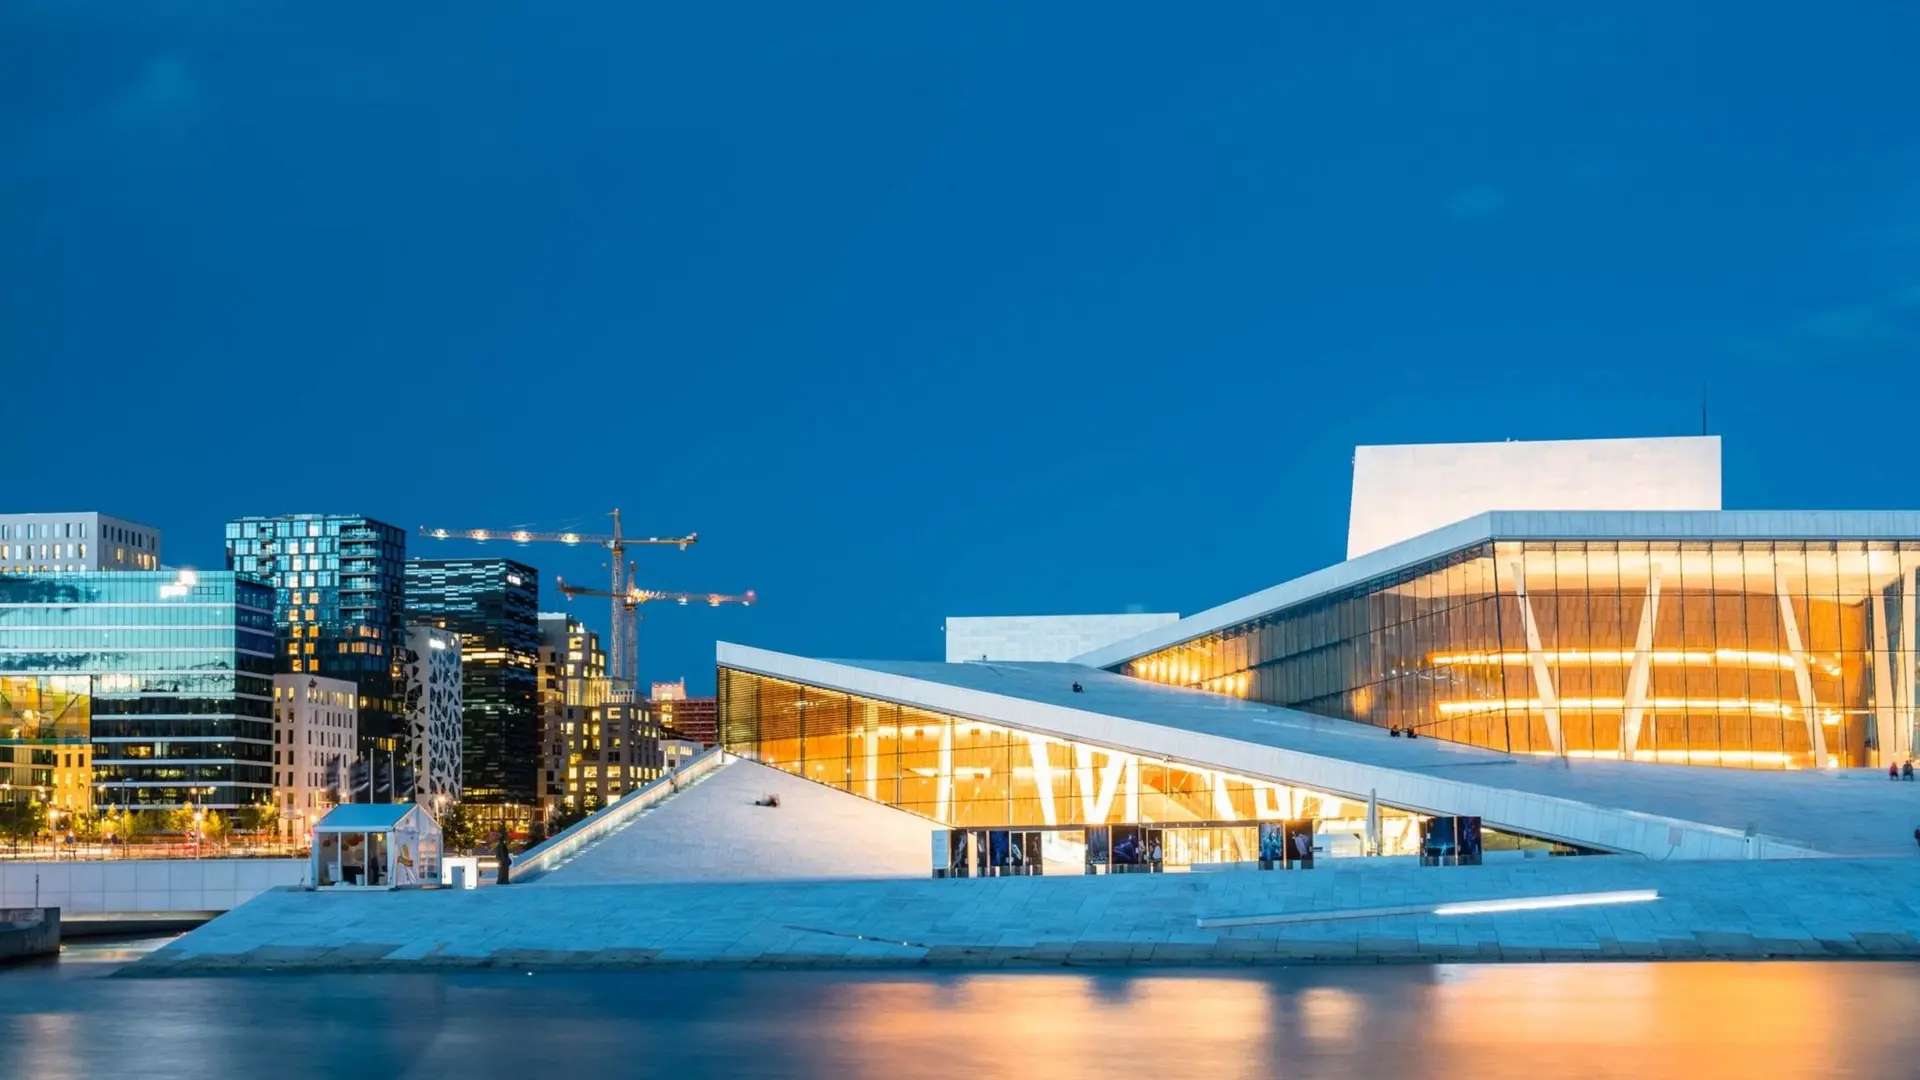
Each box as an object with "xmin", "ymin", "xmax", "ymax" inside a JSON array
[{"xmin": 311, "ymin": 803, "xmax": 443, "ymax": 889}]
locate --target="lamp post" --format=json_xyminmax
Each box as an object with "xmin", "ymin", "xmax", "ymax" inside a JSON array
[{"xmin": 193, "ymin": 806, "xmax": 204, "ymax": 860}]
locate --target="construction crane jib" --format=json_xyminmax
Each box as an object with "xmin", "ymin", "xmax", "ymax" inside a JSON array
[
  {"xmin": 417, "ymin": 509, "xmax": 695, "ymax": 683},
  {"xmin": 555, "ymin": 577, "xmax": 755, "ymax": 683}
]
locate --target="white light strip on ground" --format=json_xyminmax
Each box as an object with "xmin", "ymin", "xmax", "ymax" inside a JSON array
[
  {"xmin": 1431, "ymin": 889, "xmax": 1659, "ymax": 917},
  {"xmin": 1197, "ymin": 889, "xmax": 1660, "ymax": 929}
]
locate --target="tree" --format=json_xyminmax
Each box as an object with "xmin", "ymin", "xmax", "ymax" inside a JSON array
[
  {"xmin": 162, "ymin": 805, "xmax": 200, "ymax": 836},
  {"xmin": 0, "ymin": 801, "xmax": 46, "ymax": 850},
  {"xmin": 72, "ymin": 809, "xmax": 106, "ymax": 844},
  {"xmin": 440, "ymin": 802, "xmax": 481, "ymax": 853},
  {"xmin": 233, "ymin": 803, "xmax": 279, "ymax": 839},
  {"xmin": 199, "ymin": 810, "xmax": 228, "ymax": 844}
]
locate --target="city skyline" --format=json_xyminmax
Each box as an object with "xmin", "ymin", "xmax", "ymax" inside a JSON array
[{"xmin": 8, "ymin": 5, "xmax": 1920, "ymax": 694}]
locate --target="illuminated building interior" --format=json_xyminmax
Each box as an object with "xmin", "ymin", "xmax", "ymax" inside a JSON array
[
  {"xmin": 0, "ymin": 675, "xmax": 92, "ymax": 814},
  {"xmin": 1121, "ymin": 540, "xmax": 1920, "ymax": 770},
  {"xmin": 719, "ymin": 668, "xmax": 1566, "ymax": 865}
]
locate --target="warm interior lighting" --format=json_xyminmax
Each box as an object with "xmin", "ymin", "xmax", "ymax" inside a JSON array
[
  {"xmin": 1439, "ymin": 697, "xmax": 1802, "ymax": 716},
  {"xmin": 1523, "ymin": 749, "xmax": 1800, "ymax": 767},
  {"xmin": 1429, "ymin": 648, "xmax": 1799, "ymax": 670}
]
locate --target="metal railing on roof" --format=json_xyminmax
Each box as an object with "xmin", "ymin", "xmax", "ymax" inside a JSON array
[{"xmin": 511, "ymin": 744, "xmax": 730, "ymax": 882}]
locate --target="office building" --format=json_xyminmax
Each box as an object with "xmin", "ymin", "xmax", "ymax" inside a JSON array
[
  {"xmin": 535, "ymin": 614, "xmax": 663, "ymax": 819},
  {"xmin": 661, "ymin": 736, "xmax": 702, "ymax": 772},
  {"xmin": 709, "ymin": 436, "xmax": 1920, "ymax": 868},
  {"xmin": 0, "ymin": 569, "xmax": 275, "ymax": 813},
  {"xmin": 402, "ymin": 626, "xmax": 463, "ymax": 804},
  {"xmin": 0, "ymin": 511, "xmax": 160, "ymax": 573},
  {"xmin": 224, "ymin": 514, "xmax": 409, "ymax": 751},
  {"xmin": 406, "ymin": 559, "xmax": 539, "ymax": 820},
  {"xmin": 537, "ymin": 613, "xmax": 602, "ymax": 820},
  {"xmin": 649, "ymin": 679, "xmax": 718, "ymax": 747},
  {"xmin": 272, "ymin": 673, "xmax": 358, "ymax": 835}
]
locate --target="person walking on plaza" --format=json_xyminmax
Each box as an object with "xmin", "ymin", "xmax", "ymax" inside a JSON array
[
  {"xmin": 495, "ymin": 832, "xmax": 513, "ymax": 886},
  {"xmin": 1904, "ymin": 761, "xmax": 1915, "ymax": 781}
]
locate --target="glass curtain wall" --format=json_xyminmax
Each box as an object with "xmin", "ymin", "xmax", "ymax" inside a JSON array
[
  {"xmin": 1121, "ymin": 540, "xmax": 1920, "ymax": 770},
  {"xmin": 717, "ymin": 668, "xmax": 1431, "ymax": 856},
  {"xmin": 0, "ymin": 571, "xmax": 276, "ymax": 808}
]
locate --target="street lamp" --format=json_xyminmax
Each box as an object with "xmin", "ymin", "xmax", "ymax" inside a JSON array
[{"xmin": 193, "ymin": 807, "xmax": 205, "ymax": 860}]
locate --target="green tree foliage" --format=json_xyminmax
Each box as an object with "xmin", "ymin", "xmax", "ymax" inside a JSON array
[
  {"xmin": 0, "ymin": 801, "xmax": 47, "ymax": 848},
  {"xmin": 440, "ymin": 802, "xmax": 481, "ymax": 852},
  {"xmin": 233, "ymin": 803, "xmax": 279, "ymax": 838}
]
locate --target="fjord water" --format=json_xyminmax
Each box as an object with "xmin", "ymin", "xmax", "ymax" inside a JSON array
[{"xmin": 4, "ymin": 950, "xmax": 1918, "ymax": 1079}]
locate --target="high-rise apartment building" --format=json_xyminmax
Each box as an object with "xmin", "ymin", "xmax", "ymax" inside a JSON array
[
  {"xmin": 535, "ymin": 614, "xmax": 663, "ymax": 819},
  {"xmin": 224, "ymin": 514, "xmax": 409, "ymax": 751},
  {"xmin": 405, "ymin": 559, "xmax": 539, "ymax": 820},
  {"xmin": 271, "ymin": 673, "xmax": 358, "ymax": 835},
  {"xmin": 649, "ymin": 679, "xmax": 718, "ymax": 747},
  {"xmin": 402, "ymin": 625, "xmax": 464, "ymax": 804},
  {"xmin": 536, "ymin": 613, "xmax": 603, "ymax": 821},
  {"xmin": 0, "ymin": 512, "xmax": 160, "ymax": 573},
  {"xmin": 0, "ymin": 569, "xmax": 275, "ymax": 812}
]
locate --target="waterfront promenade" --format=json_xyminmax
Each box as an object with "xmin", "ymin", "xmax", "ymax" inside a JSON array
[{"xmin": 129, "ymin": 853, "xmax": 1920, "ymax": 975}]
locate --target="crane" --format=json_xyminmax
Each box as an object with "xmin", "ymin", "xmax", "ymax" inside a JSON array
[
  {"xmin": 418, "ymin": 509, "xmax": 695, "ymax": 682},
  {"xmin": 555, "ymin": 573, "xmax": 756, "ymax": 685}
]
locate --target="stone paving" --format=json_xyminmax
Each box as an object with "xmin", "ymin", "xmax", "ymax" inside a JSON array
[{"xmin": 127, "ymin": 853, "xmax": 1920, "ymax": 975}]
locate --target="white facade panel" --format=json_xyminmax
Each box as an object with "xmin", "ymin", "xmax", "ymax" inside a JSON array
[
  {"xmin": 404, "ymin": 626, "xmax": 463, "ymax": 802},
  {"xmin": 944, "ymin": 613, "xmax": 1179, "ymax": 664},
  {"xmin": 1347, "ymin": 435, "xmax": 1721, "ymax": 559}
]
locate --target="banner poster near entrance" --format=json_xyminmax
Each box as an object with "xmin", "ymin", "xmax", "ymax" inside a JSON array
[
  {"xmin": 1258, "ymin": 822, "xmax": 1286, "ymax": 869},
  {"xmin": 988, "ymin": 830, "xmax": 1012, "ymax": 874},
  {"xmin": 1084, "ymin": 826, "xmax": 1109, "ymax": 874},
  {"xmin": 1111, "ymin": 825, "xmax": 1145, "ymax": 870},
  {"xmin": 1021, "ymin": 831, "xmax": 1043, "ymax": 875},
  {"xmin": 1420, "ymin": 816, "xmax": 1484, "ymax": 866},
  {"xmin": 948, "ymin": 830, "xmax": 972, "ymax": 877},
  {"xmin": 1283, "ymin": 818, "xmax": 1316, "ymax": 869},
  {"xmin": 1459, "ymin": 816, "xmax": 1484, "ymax": 866}
]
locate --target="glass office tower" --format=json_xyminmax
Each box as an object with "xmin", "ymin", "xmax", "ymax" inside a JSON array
[
  {"xmin": 225, "ymin": 514, "xmax": 409, "ymax": 751},
  {"xmin": 1119, "ymin": 539, "xmax": 1920, "ymax": 770},
  {"xmin": 406, "ymin": 559, "xmax": 540, "ymax": 813},
  {"xmin": 0, "ymin": 570, "xmax": 275, "ymax": 810}
]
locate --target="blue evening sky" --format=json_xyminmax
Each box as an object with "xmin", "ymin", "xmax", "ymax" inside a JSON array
[{"xmin": 5, "ymin": 4, "xmax": 1919, "ymax": 690}]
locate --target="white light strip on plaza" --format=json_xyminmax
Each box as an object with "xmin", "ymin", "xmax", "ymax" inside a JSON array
[
  {"xmin": 1431, "ymin": 889, "xmax": 1659, "ymax": 917},
  {"xmin": 1198, "ymin": 889, "xmax": 1661, "ymax": 930}
]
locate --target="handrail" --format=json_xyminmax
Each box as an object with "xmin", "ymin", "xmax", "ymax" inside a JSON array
[{"xmin": 512, "ymin": 745, "xmax": 730, "ymax": 882}]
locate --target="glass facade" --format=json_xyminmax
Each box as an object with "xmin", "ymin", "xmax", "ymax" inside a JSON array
[
  {"xmin": 406, "ymin": 559, "xmax": 540, "ymax": 808},
  {"xmin": 718, "ymin": 668, "xmax": 1462, "ymax": 861},
  {"xmin": 0, "ymin": 571, "xmax": 276, "ymax": 809},
  {"xmin": 1119, "ymin": 539, "xmax": 1920, "ymax": 770},
  {"xmin": 225, "ymin": 514, "xmax": 409, "ymax": 750},
  {"xmin": 0, "ymin": 675, "xmax": 91, "ymax": 811}
]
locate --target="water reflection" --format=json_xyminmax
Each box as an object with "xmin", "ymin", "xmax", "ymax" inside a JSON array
[{"xmin": 1, "ymin": 962, "xmax": 1916, "ymax": 1079}]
